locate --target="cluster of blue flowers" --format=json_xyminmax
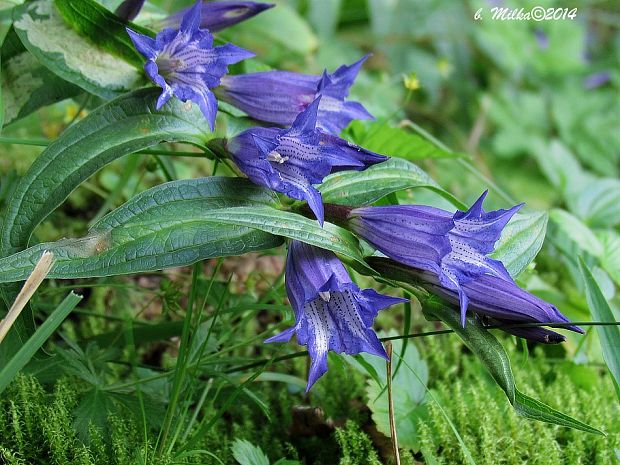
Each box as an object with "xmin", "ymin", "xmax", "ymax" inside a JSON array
[{"xmin": 127, "ymin": 1, "xmax": 581, "ymax": 390}]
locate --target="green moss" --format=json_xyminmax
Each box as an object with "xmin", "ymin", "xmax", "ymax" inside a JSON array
[
  {"xmin": 416, "ymin": 337, "xmax": 620, "ymax": 465},
  {"xmin": 335, "ymin": 421, "xmax": 381, "ymax": 465}
]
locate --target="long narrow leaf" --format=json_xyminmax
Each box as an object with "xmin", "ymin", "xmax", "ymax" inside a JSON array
[
  {"xmin": 0, "ymin": 291, "xmax": 82, "ymax": 395},
  {"xmin": 578, "ymin": 257, "xmax": 620, "ymax": 399}
]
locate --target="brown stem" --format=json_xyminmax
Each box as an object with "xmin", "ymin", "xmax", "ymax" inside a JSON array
[{"xmin": 386, "ymin": 341, "xmax": 401, "ymax": 465}]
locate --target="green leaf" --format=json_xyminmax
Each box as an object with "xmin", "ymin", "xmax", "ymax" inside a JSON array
[
  {"xmin": 491, "ymin": 211, "xmax": 548, "ymax": 278},
  {"xmin": 598, "ymin": 230, "xmax": 620, "ymax": 287},
  {"xmin": 423, "ymin": 300, "xmax": 516, "ymax": 404},
  {"xmin": 1, "ymin": 88, "xmax": 209, "ymax": 259},
  {"xmin": 195, "ymin": 206, "xmax": 369, "ymax": 268},
  {"xmin": 578, "ymin": 257, "xmax": 620, "ymax": 400},
  {"xmin": 13, "ymin": 0, "xmax": 143, "ymax": 98},
  {"xmin": 571, "ymin": 178, "xmax": 620, "ymax": 229},
  {"xmin": 319, "ymin": 158, "xmax": 465, "ymax": 209},
  {"xmin": 231, "ymin": 439, "xmax": 270, "ymax": 465},
  {"xmin": 0, "ymin": 291, "xmax": 82, "ymax": 395},
  {"xmin": 514, "ymin": 389, "xmax": 605, "ymax": 435},
  {"xmin": 362, "ymin": 331, "xmax": 428, "ymax": 451},
  {"xmin": 0, "ymin": 178, "xmax": 283, "ymax": 282},
  {"xmin": 54, "ymin": 0, "xmax": 152, "ymax": 67},
  {"xmin": 550, "ymin": 209, "xmax": 602, "ymax": 257},
  {"xmin": 348, "ymin": 120, "xmax": 461, "ymax": 161},
  {"xmin": 1, "ymin": 27, "xmax": 81, "ymax": 126},
  {"xmin": 370, "ymin": 258, "xmax": 604, "ymax": 434},
  {"xmin": 0, "ymin": 37, "xmax": 3, "ymax": 132},
  {"xmin": 220, "ymin": 3, "xmax": 317, "ymax": 56}
]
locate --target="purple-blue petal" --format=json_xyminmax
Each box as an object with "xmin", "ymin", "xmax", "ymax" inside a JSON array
[
  {"xmin": 319, "ymin": 132, "xmax": 387, "ymax": 171},
  {"xmin": 217, "ymin": 56, "xmax": 373, "ymax": 135},
  {"xmin": 163, "ymin": 1, "xmax": 275, "ymax": 33},
  {"xmin": 266, "ymin": 241, "xmax": 403, "ymax": 390},
  {"xmin": 180, "ymin": 0, "xmax": 203, "ymax": 33},
  {"xmin": 126, "ymin": 1, "xmax": 252, "ymax": 131},
  {"xmin": 126, "ymin": 28, "xmax": 157, "ymax": 60},
  {"xmin": 228, "ymin": 101, "xmax": 388, "ymax": 223}
]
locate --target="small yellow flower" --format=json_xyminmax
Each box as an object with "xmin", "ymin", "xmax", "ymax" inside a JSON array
[{"xmin": 403, "ymin": 72, "xmax": 420, "ymax": 91}]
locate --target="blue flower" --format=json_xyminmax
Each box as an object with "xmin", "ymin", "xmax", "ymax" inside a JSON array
[
  {"xmin": 163, "ymin": 1, "xmax": 275, "ymax": 32},
  {"xmin": 115, "ymin": 0, "xmax": 145, "ymax": 20},
  {"xmin": 126, "ymin": 1, "xmax": 254, "ymax": 130},
  {"xmin": 375, "ymin": 260, "xmax": 583, "ymax": 343},
  {"xmin": 226, "ymin": 98, "xmax": 387, "ymax": 224},
  {"xmin": 349, "ymin": 192, "xmax": 525, "ymax": 326},
  {"xmin": 267, "ymin": 241, "xmax": 406, "ymax": 391},
  {"xmin": 217, "ymin": 55, "xmax": 374, "ymax": 134}
]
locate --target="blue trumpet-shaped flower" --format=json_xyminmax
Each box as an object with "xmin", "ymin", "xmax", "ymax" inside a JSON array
[
  {"xmin": 226, "ymin": 98, "xmax": 387, "ymax": 224},
  {"xmin": 379, "ymin": 263, "xmax": 583, "ymax": 343},
  {"xmin": 349, "ymin": 192, "xmax": 524, "ymax": 326},
  {"xmin": 126, "ymin": 1, "xmax": 254, "ymax": 130},
  {"xmin": 163, "ymin": 1, "xmax": 275, "ymax": 32},
  {"xmin": 267, "ymin": 241, "xmax": 406, "ymax": 391},
  {"xmin": 217, "ymin": 55, "xmax": 374, "ymax": 134},
  {"xmin": 450, "ymin": 278, "xmax": 583, "ymax": 342}
]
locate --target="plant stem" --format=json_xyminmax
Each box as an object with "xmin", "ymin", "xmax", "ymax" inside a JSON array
[{"xmin": 386, "ymin": 342, "xmax": 401, "ymax": 465}]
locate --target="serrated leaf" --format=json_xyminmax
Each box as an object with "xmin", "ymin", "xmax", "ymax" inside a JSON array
[
  {"xmin": 231, "ymin": 439, "xmax": 269, "ymax": 465},
  {"xmin": 550, "ymin": 209, "xmax": 602, "ymax": 257},
  {"xmin": 0, "ymin": 178, "xmax": 283, "ymax": 282},
  {"xmin": 1, "ymin": 27, "xmax": 81, "ymax": 126},
  {"xmin": 578, "ymin": 257, "xmax": 620, "ymax": 401},
  {"xmin": 319, "ymin": 158, "xmax": 464, "ymax": 209},
  {"xmin": 491, "ymin": 211, "xmax": 548, "ymax": 278},
  {"xmin": 13, "ymin": 0, "xmax": 143, "ymax": 98},
  {"xmin": 54, "ymin": 0, "xmax": 152, "ymax": 67},
  {"xmin": 1, "ymin": 88, "xmax": 210, "ymax": 259},
  {"xmin": 348, "ymin": 120, "xmax": 460, "ymax": 161}
]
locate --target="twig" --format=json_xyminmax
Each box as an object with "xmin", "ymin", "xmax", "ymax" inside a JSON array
[
  {"xmin": 0, "ymin": 251, "xmax": 55, "ymax": 344},
  {"xmin": 385, "ymin": 341, "xmax": 401, "ymax": 465}
]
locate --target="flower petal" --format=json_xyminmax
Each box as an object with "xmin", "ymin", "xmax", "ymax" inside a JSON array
[{"xmin": 126, "ymin": 28, "xmax": 157, "ymax": 59}]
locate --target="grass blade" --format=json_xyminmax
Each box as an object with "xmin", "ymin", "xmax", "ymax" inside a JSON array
[
  {"xmin": 0, "ymin": 291, "xmax": 82, "ymax": 394},
  {"xmin": 578, "ymin": 257, "xmax": 620, "ymax": 399}
]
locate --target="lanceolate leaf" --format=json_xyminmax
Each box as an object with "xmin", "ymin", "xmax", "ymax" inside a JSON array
[
  {"xmin": 347, "ymin": 120, "xmax": 460, "ymax": 161},
  {"xmin": 319, "ymin": 158, "xmax": 465, "ymax": 209},
  {"xmin": 578, "ymin": 257, "xmax": 620, "ymax": 400},
  {"xmin": 0, "ymin": 175, "xmax": 371, "ymax": 282},
  {"xmin": 491, "ymin": 211, "xmax": 548, "ymax": 278},
  {"xmin": 371, "ymin": 258, "xmax": 603, "ymax": 434},
  {"xmin": 54, "ymin": 0, "xmax": 153, "ymax": 67},
  {"xmin": 1, "ymin": 27, "xmax": 82, "ymax": 126},
  {"xmin": 196, "ymin": 206, "xmax": 368, "ymax": 267},
  {"xmin": 423, "ymin": 298, "xmax": 515, "ymax": 404},
  {"xmin": 0, "ymin": 178, "xmax": 283, "ymax": 282},
  {"xmin": 514, "ymin": 389, "xmax": 605, "ymax": 434},
  {"xmin": 13, "ymin": 0, "xmax": 143, "ymax": 98},
  {"xmin": 428, "ymin": 302, "xmax": 602, "ymax": 434},
  {"xmin": 0, "ymin": 88, "xmax": 210, "ymax": 260}
]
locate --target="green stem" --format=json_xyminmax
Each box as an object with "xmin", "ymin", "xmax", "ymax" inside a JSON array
[{"xmin": 402, "ymin": 120, "xmax": 518, "ymax": 206}]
